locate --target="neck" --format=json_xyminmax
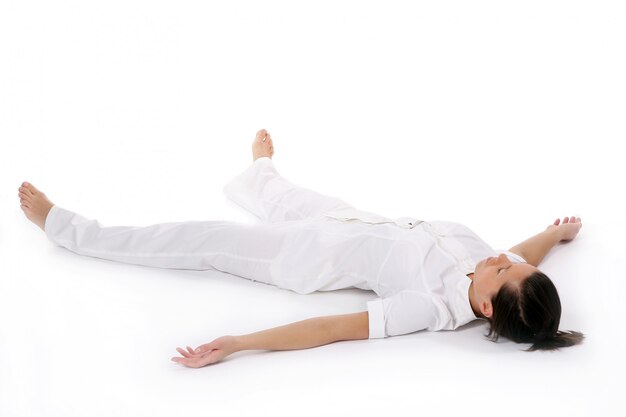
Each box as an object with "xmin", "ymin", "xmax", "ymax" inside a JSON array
[{"xmin": 467, "ymin": 279, "xmax": 483, "ymax": 318}]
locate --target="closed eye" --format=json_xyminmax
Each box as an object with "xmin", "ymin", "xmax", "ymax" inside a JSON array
[{"xmin": 498, "ymin": 265, "xmax": 512, "ymax": 274}]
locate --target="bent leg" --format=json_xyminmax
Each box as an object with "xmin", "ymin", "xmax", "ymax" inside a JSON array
[
  {"xmin": 44, "ymin": 205, "xmax": 291, "ymax": 285},
  {"xmin": 223, "ymin": 157, "xmax": 355, "ymax": 223}
]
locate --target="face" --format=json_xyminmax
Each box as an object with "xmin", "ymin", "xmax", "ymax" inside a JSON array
[{"xmin": 472, "ymin": 253, "xmax": 538, "ymax": 318}]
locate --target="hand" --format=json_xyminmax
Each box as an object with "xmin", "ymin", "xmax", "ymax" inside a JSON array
[
  {"xmin": 171, "ymin": 336, "xmax": 239, "ymax": 368},
  {"xmin": 547, "ymin": 216, "xmax": 582, "ymax": 242}
]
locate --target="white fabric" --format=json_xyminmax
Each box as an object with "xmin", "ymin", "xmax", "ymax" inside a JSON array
[{"xmin": 44, "ymin": 156, "xmax": 527, "ymax": 340}]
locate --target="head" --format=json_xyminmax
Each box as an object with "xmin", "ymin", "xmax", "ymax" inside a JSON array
[{"xmin": 471, "ymin": 253, "xmax": 584, "ymax": 351}]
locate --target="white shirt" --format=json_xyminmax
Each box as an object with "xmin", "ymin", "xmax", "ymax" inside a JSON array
[
  {"xmin": 222, "ymin": 157, "xmax": 527, "ymax": 339},
  {"xmin": 316, "ymin": 209, "xmax": 527, "ymax": 339},
  {"xmin": 264, "ymin": 208, "xmax": 527, "ymax": 339}
]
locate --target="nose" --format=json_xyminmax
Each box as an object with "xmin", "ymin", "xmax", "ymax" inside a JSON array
[
  {"xmin": 497, "ymin": 253, "xmax": 511, "ymax": 265},
  {"xmin": 487, "ymin": 254, "xmax": 508, "ymax": 265}
]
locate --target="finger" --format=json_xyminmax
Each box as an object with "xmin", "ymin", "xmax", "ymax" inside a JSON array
[
  {"xmin": 171, "ymin": 357, "xmax": 190, "ymax": 366},
  {"xmin": 171, "ymin": 356, "xmax": 189, "ymax": 365},
  {"xmin": 187, "ymin": 349, "xmax": 207, "ymax": 357},
  {"xmin": 554, "ymin": 218, "xmax": 560, "ymax": 226},
  {"xmin": 171, "ymin": 357, "xmax": 201, "ymax": 368},
  {"xmin": 176, "ymin": 347, "xmax": 192, "ymax": 358},
  {"xmin": 174, "ymin": 356, "xmax": 205, "ymax": 369},
  {"xmin": 187, "ymin": 350, "xmax": 206, "ymax": 357},
  {"xmin": 563, "ymin": 217, "xmax": 570, "ymax": 224}
]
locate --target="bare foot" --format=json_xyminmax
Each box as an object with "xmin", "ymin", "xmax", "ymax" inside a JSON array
[
  {"xmin": 18, "ymin": 182, "xmax": 55, "ymax": 232},
  {"xmin": 252, "ymin": 129, "xmax": 275, "ymax": 162}
]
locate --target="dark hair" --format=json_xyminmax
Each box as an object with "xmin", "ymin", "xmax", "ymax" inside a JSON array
[{"xmin": 487, "ymin": 271, "xmax": 584, "ymax": 351}]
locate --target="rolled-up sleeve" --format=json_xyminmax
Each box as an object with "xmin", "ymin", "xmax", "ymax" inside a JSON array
[
  {"xmin": 497, "ymin": 249, "xmax": 527, "ymax": 264},
  {"xmin": 366, "ymin": 290, "xmax": 438, "ymax": 339}
]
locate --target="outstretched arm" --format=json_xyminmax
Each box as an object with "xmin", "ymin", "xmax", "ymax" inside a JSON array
[
  {"xmin": 171, "ymin": 311, "xmax": 369, "ymax": 368},
  {"xmin": 508, "ymin": 216, "xmax": 583, "ymax": 267}
]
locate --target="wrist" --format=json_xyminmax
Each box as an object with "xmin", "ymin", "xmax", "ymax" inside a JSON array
[
  {"xmin": 546, "ymin": 226, "xmax": 564, "ymax": 244},
  {"xmin": 233, "ymin": 334, "xmax": 252, "ymax": 352},
  {"xmin": 232, "ymin": 335, "xmax": 247, "ymax": 352}
]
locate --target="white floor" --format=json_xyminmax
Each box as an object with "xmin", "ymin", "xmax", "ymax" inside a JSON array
[{"xmin": 2, "ymin": 2, "xmax": 625, "ymax": 416}]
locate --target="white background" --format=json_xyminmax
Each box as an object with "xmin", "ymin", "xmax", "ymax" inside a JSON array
[{"xmin": 1, "ymin": 1, "xmax": 625, "ymax": 416}]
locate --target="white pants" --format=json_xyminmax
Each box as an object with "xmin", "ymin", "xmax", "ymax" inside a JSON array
[{"xmin": 44, "ymin": 157, "xmax": 355, "ymax": 287}]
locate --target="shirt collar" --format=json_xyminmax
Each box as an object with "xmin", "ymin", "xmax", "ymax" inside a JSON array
[{"xmin": 452, "ymin": 275, "xmax": 481, "ymax": 326}]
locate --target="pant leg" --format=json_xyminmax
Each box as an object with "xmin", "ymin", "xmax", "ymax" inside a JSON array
[
  {"xmin": 44, "ymin": 205, "xmax": 293, "ymax": 285},
  {"xmin": 223, "ymin": 157, "xmax": 355, "ymax": 223}
]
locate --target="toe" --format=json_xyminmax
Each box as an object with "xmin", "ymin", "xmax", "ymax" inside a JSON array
[
  {"xmin": 255, "ymin": 129, "xmax": 267, "ymax": 141},
  {"xmin": 19, "ymin": 188, "xmax": 32, "ymax": 198},
  {"xmin": 22, "ymin": 183, "xmax": 37, "ymax": 195}
]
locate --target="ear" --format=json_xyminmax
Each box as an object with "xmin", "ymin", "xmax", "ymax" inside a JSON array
[{"xmin": 480, "ymin": 300, "xmax": 493, "ymax": 319}]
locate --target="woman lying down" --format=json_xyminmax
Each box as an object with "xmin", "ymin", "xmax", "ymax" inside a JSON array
[{"xmin": 18, "ymin": 129, "xmax": 584, "ymax": 368}]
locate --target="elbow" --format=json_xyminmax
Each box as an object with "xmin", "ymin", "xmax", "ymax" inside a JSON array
[{"xmin": 330, "ymin": 312, "xmax": 370, "ymax": 342}]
